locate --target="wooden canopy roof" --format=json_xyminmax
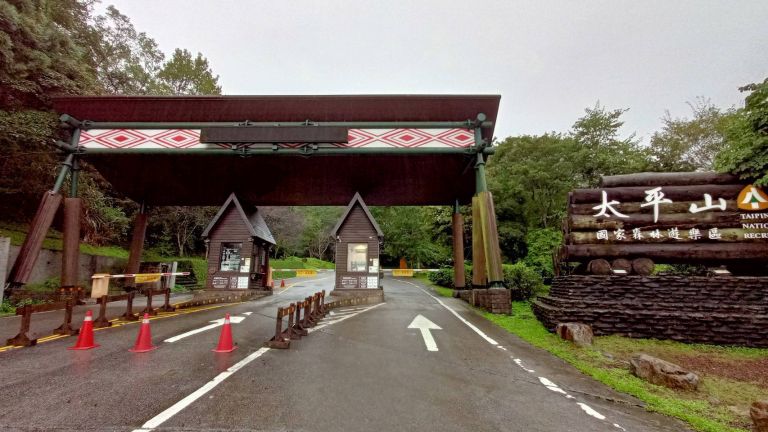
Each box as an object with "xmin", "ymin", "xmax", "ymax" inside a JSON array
[
  {"xmin": 52, "ymin": 95, "xmax": 501, "ymax": 206},
  {"xmin": 201, "ymin": 193, "xmax": 275, "ymax": 244},
  {"xmin": 331, "ymin": 192, "xmax": 384, "ymax": 238}
]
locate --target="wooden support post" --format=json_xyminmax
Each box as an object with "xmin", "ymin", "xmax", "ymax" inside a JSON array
[
  {"xmin": 6, "ymin": 192, "xmax": 63, "ymax": 291},
  {"xmin": 125, "ymin": 208, "xmax": 148, "ymax": 291},
  {"xmin": 61, "ymin": 198, "xmax": 82, "ymax": 288},
  {"xmin": 452, "ymin": 202, "xmax": 466, "ymax": 289},
  {"xmin": 478, "ymin": 191, "xmax": 504, "ymax": 287},
  {"xmin": 471, "ymin": 196, "xmax": 487, "ymax": 287}
]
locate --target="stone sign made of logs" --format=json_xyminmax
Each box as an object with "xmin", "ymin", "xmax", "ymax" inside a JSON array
[{"xmin": 557, "ymin": 171, "xmax": 768, "ymax": 275}]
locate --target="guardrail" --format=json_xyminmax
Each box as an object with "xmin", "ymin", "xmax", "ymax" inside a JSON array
[{"xmin": 265, "ymin": 290, "xmax": 383, "ymax": 350}]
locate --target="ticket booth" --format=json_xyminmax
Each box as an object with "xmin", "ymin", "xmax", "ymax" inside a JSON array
[
  {"xmin": 332, "ymin": 193, "xmax": 384, "ymax": 293},
  {"xmin": 202, "ymin": 193, "xmax": 275, "ymax": 291}
]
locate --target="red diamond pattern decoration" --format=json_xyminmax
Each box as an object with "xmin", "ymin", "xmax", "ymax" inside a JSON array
[
  {"xmin": 377, "ymin": 129, "xmax": 433, "ymax": 147},
  {"xmin": 78, "ymin": 128, "xmax": 475, "ymax": 149},
  {"xmin": 91, "ymin": 129, "xmax": 147, "ymax": 148},
  {"xmin": 153, "ymin": 130, "xmax": 200, "ymax": 148},
  {"xmin": 434, "ymin": 129, "xmax": 474, "ymax": 148},
  {"xmin": 347, "ymin": 129, "xmax": 378, "ymax": 147}
]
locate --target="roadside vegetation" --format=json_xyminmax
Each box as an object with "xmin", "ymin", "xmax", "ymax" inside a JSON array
[{"xmin": 424, "ymin": 279, "xmax": 766, "ymax": 432}]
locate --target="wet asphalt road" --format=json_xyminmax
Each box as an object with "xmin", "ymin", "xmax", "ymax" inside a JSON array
[{"xmin": 0, "ymin": 274, "xmax": 688, "ymax": 431}]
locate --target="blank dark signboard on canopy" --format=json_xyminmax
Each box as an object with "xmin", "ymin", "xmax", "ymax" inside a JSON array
[{"xmin": 4, "ymin": 95, "xmax": 508, "ymax": 302}]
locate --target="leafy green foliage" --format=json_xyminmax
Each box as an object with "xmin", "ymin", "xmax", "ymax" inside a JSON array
[
  {"xmin": 427, "ymin": 268, "xmax": 454, "ymax": 287},
  {"xmin": 570, "ymin": 102, "xmax": 649, "ymax": 187},
  {"xmin": 522, "ymin": 228, "xmax": 562, "ymax": 280},
  {"xmin": 715, "ymin": 77, "xmax": 768, "ymax": 185},
  {"xmin": 372, "ymin": 206, "xmax": 450, "ymax": 268},
  {"xmin": 158, "ymin": 48, "xmax": 221, "ymax": 95},
  {"xmin": 502, "ymin": 263, "xmax": 544, "ymax": 301},
  {"xmin": 649, "ymin": 99, "xmax": 734, "ymax": 171}
]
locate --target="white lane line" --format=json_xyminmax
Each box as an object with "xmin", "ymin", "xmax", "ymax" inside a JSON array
[
  {"xmin": 135, "ymin": 300, "xmax": 381, "ymax": 432},
  {"xmin": 242, "ymin": 312, "xmax": 253, "ymax": 316},
  {"xmin": 577, "ymin": 402, "xmax": 606, "ymax": 420},
  {"xmin": 309, "ymin": 303, "xmax": 386, "ymax": 333},
  {"xmin": 496, "ymin": 345, "xmax": 508, "ymax": 351},
  {"xmin": 398, "ymin": 280, "xmax": 498, "ymax": 345},
  {"xmin": 513, "ymin": 358, "xmax": 535, "ymax": 373},
  {"xmin": 163, "ymin": 316, "xmax": 246, "ymax": 343},
  {"xmin": 132, "ymin": 347, "xmax": 271, "ymax": 432}
]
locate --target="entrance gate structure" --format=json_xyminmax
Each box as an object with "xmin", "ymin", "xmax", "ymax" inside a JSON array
[{"xmin": 4, "ymin": 95, "xmax": 505, "ymax": 296}]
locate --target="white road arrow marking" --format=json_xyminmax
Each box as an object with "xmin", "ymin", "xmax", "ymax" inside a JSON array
[
  {"xmin": 164, "ymin": 316, "xmax": 245, "ymax": 343},
  {"xmin": 408, "ymin": 314, "xmax": 442, "ymax": 352}
]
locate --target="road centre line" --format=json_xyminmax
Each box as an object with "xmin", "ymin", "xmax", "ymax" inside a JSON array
[{"xmin": 133, "ymin": 302, "xmax": 382, "ymax": 432}]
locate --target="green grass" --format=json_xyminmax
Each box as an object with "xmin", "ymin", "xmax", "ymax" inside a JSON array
[
  {"xmin": 271, "ymin": 256, "xmax": 334, "ymax": 269},
  {"xmin": 481, "ymin": 302, "xmax": 762, "ymax": 432},
  {"xmin": 273, "ymin": 270, "xmax": 297, "ymax": 280}
]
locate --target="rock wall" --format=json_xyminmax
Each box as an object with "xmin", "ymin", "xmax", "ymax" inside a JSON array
[
  {"xmin": 8, "ymin": 244, "xmax": 126, "ymax": 287},
  {"xmin": 455, "ymin": 288, "xmax": 511, "ymax": 314},
  {"xmin": 533, "ymin": 275, "xmax": 768, "ymax": 347}
]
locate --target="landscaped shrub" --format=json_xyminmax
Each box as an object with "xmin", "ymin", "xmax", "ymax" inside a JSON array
[
  {"xmin": 428, "ymin": 268, "xmax": 455, "ymax": 287},
  {"xmin": 503, "ymin": 262, "xmax": 544, "ymax": 301},
  {"xmin": 522, "ymin": 228, "xmax": 562, "ymax": 280}
]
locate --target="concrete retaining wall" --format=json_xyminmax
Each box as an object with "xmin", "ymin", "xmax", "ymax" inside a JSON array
[
  {"xmin": 533, "ymin": 275, "xmax": 768, "ymax": 347},
  {"xmin": 7, "ymin": 244, "xmax": 126, "ymax": 287}
]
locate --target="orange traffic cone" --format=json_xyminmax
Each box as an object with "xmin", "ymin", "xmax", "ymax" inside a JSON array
[
  {"xmin": 68, "ymin": 310, "xmax": 99, "ymax": 350},
  {"xmin": 129, "ymin": 313, "xmax": 157, "ymax": 353},
  {"xmin": 280, "ymin": 279, "xmax": 286, "ymax": 288},
  {"xmin": 212, "ymin": 313, "xmax": 237, "ymax": 353}
]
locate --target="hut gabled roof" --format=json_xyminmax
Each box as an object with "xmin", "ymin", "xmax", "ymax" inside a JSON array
[
  {"xmin": 202, "ymin": 193, "xmax": 275, "ymax": 244},
  {"xmin": 331, "ymin": 192, "xmax": 384, "ymax": 238}
]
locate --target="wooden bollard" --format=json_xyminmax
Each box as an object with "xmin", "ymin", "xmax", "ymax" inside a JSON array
[
  {"xmin": 265, "ymin": 306, "xmax": 290, "ymax": 349},
  {"xmin": 93, "ymin": 296, "xmax": 112, "ymax": 328},
  {"xmin": 7, "ymin": 305, "xmax": 36, "ymax": 347},
  {"xmin": 303, "ymin": 297, "xmax": 315, "ymax": 327},
  {"xmin": 142, "ymin": 289, "xmax": 157, "ymax": 316},
  {"xmin": 53, "ymin": 298, "xmax": 78, "ymax": 336},
  {"xmin": 293, "ymin": 301, "xmax": 308, "ymax": 336},
  {"xmin": 159, "ymin": 288, "xmax": 175, "ymax": 312},
  {"xmin": 121, "ymin": 291, "xmax": 138, "ymax": 321}
]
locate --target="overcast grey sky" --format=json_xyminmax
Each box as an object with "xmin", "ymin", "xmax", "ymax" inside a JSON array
[{"xmin": 98, "ymin": 0, "xmax": 768, "ymax": 142}]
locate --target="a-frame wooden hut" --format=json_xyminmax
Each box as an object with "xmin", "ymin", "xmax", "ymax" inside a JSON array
[
  {"xmin": 202, "ymin": 193, "xmax": 275, "ymax": 291},
  {"xmin": 331, "ymin": 193, "xmax": 384, "ymax": 292}
]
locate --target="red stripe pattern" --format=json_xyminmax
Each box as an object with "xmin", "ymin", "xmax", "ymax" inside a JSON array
[{"xmin": 79, "ymin": 128, "xmax": 475, "ymax": 149}]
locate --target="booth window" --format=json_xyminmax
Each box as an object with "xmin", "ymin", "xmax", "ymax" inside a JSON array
[
  {"xmin": 220, "ymin": 243, "xmax": 242, "ymax": 272},
  {"xmin": 347, "ymin": 244, "xmax": 368, "ymax": 272}
]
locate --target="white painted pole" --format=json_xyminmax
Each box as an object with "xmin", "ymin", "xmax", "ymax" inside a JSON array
[
  {"xmin": 0, "ymin": 237, "xmax": 9, "ymax": 303},
  {"xmin": 168, "ymin": 261, "xmax": 178, "ymax": 290}
]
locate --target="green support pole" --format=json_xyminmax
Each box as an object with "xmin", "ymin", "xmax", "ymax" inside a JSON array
[
  {"xmin": 70, "ymin": 157, "xmax": 79, "ymax": 197},
  {"xmin": 52, "ymin": 154, "xmax": 74, "ymax": 194},
  {"xmin": 475, "ymin": 153, "xmax": 488, "ymax": 193}
]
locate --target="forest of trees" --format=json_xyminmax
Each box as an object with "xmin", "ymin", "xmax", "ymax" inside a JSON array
[{"xmin": 1, "ymin": 1, "xmax": 767, "ymax": 275}]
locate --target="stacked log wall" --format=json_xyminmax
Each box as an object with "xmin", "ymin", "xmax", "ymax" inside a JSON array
[
  {"xmin": 533, "ymin": 275, "xmax": 768, "ymax": 347},
  {"xmin": 562, "ymin": 172, "xmax": 768, "ymax": 266}
]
